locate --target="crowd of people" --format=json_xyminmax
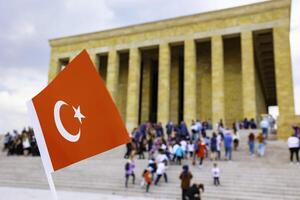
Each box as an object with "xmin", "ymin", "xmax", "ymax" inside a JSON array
[
  {"xmin": 123, "ymin": 117, "xmax": 277, "ymax": 200},
  {"xmin": 1, "ymin": 127, "xmax": 40, "ymax": 156}
]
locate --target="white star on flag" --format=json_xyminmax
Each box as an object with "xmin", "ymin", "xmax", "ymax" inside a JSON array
[{"xmin": 72, "ymin": 106, "xmax": 85, "ymax": 124}]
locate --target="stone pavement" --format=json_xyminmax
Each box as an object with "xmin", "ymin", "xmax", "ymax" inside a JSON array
[
  {"xmin": 0, "ymin": 130, "xmax": 299, "ymax": 200},
  {"xmin": 0, "ymin": 186, "xmax": 161, "ymax": 200}
]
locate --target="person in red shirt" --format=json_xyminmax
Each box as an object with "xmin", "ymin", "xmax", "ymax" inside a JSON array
[
  {"xmin": 143, "ymin": 168, "xmax": 152, "ymax": 192},
  {"xmin": 197, "ymin": 139, "xmax": 206, "ymax": 168}
]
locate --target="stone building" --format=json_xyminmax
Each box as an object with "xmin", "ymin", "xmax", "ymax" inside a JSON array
[{"xmin": 48, "ymin": 0, "xmax": 298, "ymax": 139}]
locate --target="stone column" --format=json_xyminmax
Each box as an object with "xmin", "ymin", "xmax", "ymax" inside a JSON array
[
  {"xmin": 89, "ymin": 53, "xmax": 100, "ymax": 73},
  {"xmin": 48, "ymin": 50, "xmax": 58, "ymax": 83},
  {"xmin": 126, "ymin": 47, "xmax": 141, "ymax": 132},
  {"xmin": 140, "ymin": 57, "xmax": 151, "ymax": 123},
  {"xmin": 211, "ymin": 35, "xmax": 225, "ymax": 128},
  {"xmin": 273, "ymin": 26, "xmax": 295, "ymax": 139},
  {"xmin": 241, "ymin": 31, "xmax": 257, "ymax": 120},
  {"xmin": 170, "ymin": 57, "xmax": 179, "ymax": 123},
  {"xmin": 184, "ymin": 39, "xmax": 197, "ymax": 125},
  {"xmin": 157, "ymin": 43, "xmax": 171, "ymax": 125},
  {"xmin": 106, "ymin": 50, "xmax": 119, "ymax": 102}
]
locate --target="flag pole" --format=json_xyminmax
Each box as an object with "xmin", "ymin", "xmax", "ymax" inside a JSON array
[
  {"xmin": 46, "ymin": 171, "xmax": 58, "ymax": 200},
  {"xmin": 27, "ymin": 100, "xmax": 58, "ymax": 200}
]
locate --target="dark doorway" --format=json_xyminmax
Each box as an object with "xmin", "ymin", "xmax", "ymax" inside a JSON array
[
  {"xmin": 149, "ymin": 59, "xmax": 158, "ymax": 123},
  {"xmin": 97, "ymin": 54, "xmax": 108, "ymax": 82},
  {"xmin": 58, "ymin": 58, "xmax": 69, "ymax": 71},
  {"xmin": 178, "ymin": 55, "xmax": 184, "ymax": 123}
]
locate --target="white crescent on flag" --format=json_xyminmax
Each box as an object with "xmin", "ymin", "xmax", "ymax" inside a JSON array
[{"xmin": 54, "ymin": 100, "xmax": 85, "ymax": 142}]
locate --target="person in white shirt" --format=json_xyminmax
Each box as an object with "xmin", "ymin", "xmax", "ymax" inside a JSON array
[
  {"xmin": 188, "ymin": 140, "xmax": 195, "ymax": 158},
  {"xmin": 211, "ymin": 163, "xmax": 220, "ymax": 186},
  {"xmin": 154, "ymin": 161, "xmax": 168, "ymax": 185},
  {"xmin": 287, "ymin": 134, "xmax": 300, "ymax": 163},
  {"xmin": 233, "ymin": 131, "xmax": 240, "ymax": 151},
  {"xmin": 216, "ymin": 133, "xmax": 222, "ymax": 160},
  {"xmin": 191, "ymin": 122, "xmax": 199, "ymax": 141},
  {"xmin": 172, "ymin": 143, "xmax": 179, "ymax": 155},
  {"xmin": 180, "ymin": 140, "xmax": 188, "ymax": 157},
  {"xmin": 156, "ymin": 149, "xmax": 168, "ymax": 163},
  {"xmin": 260, "ymin": 118, "xmax": 269, "ymax": 138},
  {"xmin": 22, "ymin": 134, "xmax": 31, "ymax": 156},
  {"xmin": 196, "ymin": 120, "xmax": 202, "ymax": 132}
]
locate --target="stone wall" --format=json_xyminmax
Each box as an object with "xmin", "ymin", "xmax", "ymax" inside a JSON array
[
  {"xmin": 140, "ymin": 56, "xmax": 151, "ymax": 123},
  {"xmin": 255, "ymin": 66, "xmax": 267, "ymax": 119},
  {"xmin": 117, "ymin": 53, "xmax": 129, "ymax": 122},
  {"xmin": 169, "ymin": 47, "xmax": 181, "ymax": 123},
  {"xmin": 196, "ymin": 41, "xmax": 212, "ymax": 121},
  {"xmin": 224, "ymin": 37, "xmax": 243, "ymax": 126}
]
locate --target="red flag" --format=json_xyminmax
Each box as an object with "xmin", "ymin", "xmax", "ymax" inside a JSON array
[{"xmin": 28, "ymin": 49, "xmax": 129, "ymax": 172}]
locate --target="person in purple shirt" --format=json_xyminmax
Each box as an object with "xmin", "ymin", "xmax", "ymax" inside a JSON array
[
  {"xmin": 155, "ymin": 122, "xmax": 164, "ymax": 138},
  {"xmin": 139, "ymin": 123, "xmax": 147, "ymax": 137},
  {"xmin": 180, "ymin": 121, "xmax": 189, "ymax": 140}
]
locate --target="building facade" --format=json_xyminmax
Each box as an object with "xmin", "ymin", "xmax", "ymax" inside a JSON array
[{"xmin": 48, "ymin": 0, "xmax": 298, "ymax": 139}]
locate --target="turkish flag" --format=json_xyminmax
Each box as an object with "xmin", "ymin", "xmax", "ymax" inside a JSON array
[{"xmin": 28, "ymin": 50, "xmax": 130, "ymax": 172}]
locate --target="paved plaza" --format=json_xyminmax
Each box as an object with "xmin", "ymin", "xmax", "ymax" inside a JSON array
[{"xmin": 0, "ymin": 130, "xmax": 299, "ymax": 200}]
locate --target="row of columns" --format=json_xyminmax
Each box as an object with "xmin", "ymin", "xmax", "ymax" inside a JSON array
[
  {"xmin": 91, "ymin": 28, "xmax": 294, "ymax": 134},
  {"xmin": 100, "ymin": 32, "xmax": 258, "ymax": 131}
]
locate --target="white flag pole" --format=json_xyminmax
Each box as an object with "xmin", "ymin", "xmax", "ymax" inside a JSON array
[
  {"xmin": 45, "ymin": 171, "xmax": 58, "ymax": 200},
  {"xmin": 27, "ymin": 100, "xmax": 58, "ymax": 200}
]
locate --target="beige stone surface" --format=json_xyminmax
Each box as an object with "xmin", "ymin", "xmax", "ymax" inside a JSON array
[
  {"xmin": 170, "ymin": 50, "xmax": 180, "ymax": 123},
  {"xmin": 140, "ymin": 56, "xmax": 151, "ymax": 123},
  {"xmin": 224, "ymin": 37, "xmax": 243, "ymax": 126},
  {"xmin": 117, "ymin": 54, "xmax": 129, "ymax": 122},
  {"xmin": 211, "ymin": 35, "xmax": 225, "ymax": 127},
  {"xmin": 126, "ymin": 48, "xmax": 141, "ymax": 132},
  {"xmin": 196, "ymin": 42, "xmax": 212, "ymax": 121},
  {"xmin": 255, "ymin": 66, "xmax": 267, "ymax": 118},
  {"xmin": 2, "ymin": 130, "xmax": 300, "ymax": 200},
  {"xmin": 241, "ymin": 31, "xmax": 257, "ymax": 120},
  {"xmin": 157, "ymin": 43, "xmax": 171, "ymax": 125},
  {"xmin": 89, "ymin": 53, "xmax": 100, "ymax": 73},
  {"xmin": 106, "ymin": 50, "xmax": 119, "ymax": 102},
  {"xmin": 48, "ymin": 49, "xmax": 59, "ymax": 83},
  {"xmin": 273, "ymin": 26, "xmax": 295, "ymax": 139},
  {"xmin": 184, "ymin": 39, "xmax": 197, "ymax": 124}
]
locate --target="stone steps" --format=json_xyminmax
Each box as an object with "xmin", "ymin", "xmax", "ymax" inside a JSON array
[{"xmin": 0, "ymin": 130, "xmax": 299, "ymax": 199}]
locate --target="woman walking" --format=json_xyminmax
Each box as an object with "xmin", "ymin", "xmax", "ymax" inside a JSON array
[{"xmin": 179, "ymin": 165, "xmax": 193, "ymax": 200}]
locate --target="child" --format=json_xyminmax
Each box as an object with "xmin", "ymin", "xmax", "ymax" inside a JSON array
[
  {"xmin": 233, "ymin": 131, "xmax": 240, "ymax": 151},
  {"xmin": 148, "ymin": 158, "xmax": 157, "ymax": 179},
  {"xmin": 125, "ymin": 157, "xmax": 135, "ymax": 187},
  {"xmin": 257, "ymin": 133, "xmax": 266, "ymax": 157},
  {"xmin": 211, "ymin": 163, "xmax": 220, "ymax": 186},
  {"xmin": 188, "ymin": 140, "xmax": 194, "ymax": 158},
  {"xmin": 143, "ymin": 168, "xmax": 152, "ymax": 192}
]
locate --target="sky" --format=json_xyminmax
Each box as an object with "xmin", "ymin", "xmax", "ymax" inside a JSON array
[{"xmin": 0, "ymin": 0, "xmax": 299, "ymax": 134}]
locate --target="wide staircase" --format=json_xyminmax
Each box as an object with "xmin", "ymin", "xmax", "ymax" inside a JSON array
[{"xmin": 0, "ymin": 130, "xmax": 299, "ymax": 200}]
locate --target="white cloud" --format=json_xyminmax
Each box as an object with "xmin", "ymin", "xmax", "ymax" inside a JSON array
[
  {"xmin": 6, "ymin": 21, "xmax": 36, "ymax": 42},
  {"xmin": 0, "ymin": 68, "xmax": 46, "ymax": 134}
]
